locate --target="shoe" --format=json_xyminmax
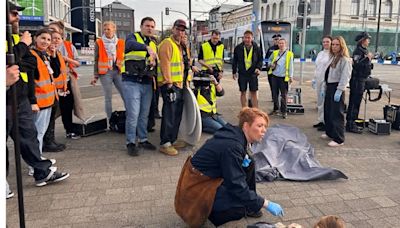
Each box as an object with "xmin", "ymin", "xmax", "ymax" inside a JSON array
[
  {"xmin": 138, "ymin": 141, "xmax": 157, "ymax": 150},
  {"xmin": 317, "ymin": 126, "xmax": 326, "ymax": 131},
  {"xmin": 320, "ymin": 134, "xmax": 329, "ymax": 139},
  {"xmin": 269, "ymin": 110, "xmax": 278, "ymax": 116},
  {"xmin": 328, "ymin": 140, "xmax": 344, "ymax": 147},
  {"xmin": 28, "ymin": 166, "xmax": 34, "ymax": 176},
  {"xmin": 173, "ymin": 140, "xmax": 187, "ymax": 149},
  {"xmin": 127, "ymin": 143, "xmax": 139, "ymax": 156},
  {"xmin": 43, "ymin": 141, "xmax": 65, "ymax": 152},
  {"xmin": 66, "ymin": 133, "xmax": 80, "ymax": 139},
  {"xmin": 281, "ymin": 113, "xmax": 287, "ymax": 119},
  {"xmin": 246, "ymin": 210, "xmax": 263, "ymax": 218},
  {"xmin": 6, "ymin": 191, "xmax": 14, "ymax": 199},
  {"xmin": 313, "ymin": 122, "xmax": 325, "ymax": 128},
  {"xmin": 155, "ymin": 112, "xmax": 162, "ymax": 119},
  {"xmin": 41, "ymin": 156, "xmax": 56, "ymax": 165},
  {"xmin": 346, "ymin": 126, "xmax": 363, "ymax": 134},
  {"xmin": 35, "ymin": 171, "xmax": 70, "ymax": 187},
  {"xmin": 159, "ymin": 146, "xmax": 178, "ymax": 156}
]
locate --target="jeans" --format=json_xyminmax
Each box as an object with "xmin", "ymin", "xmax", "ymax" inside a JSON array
[
  {"xmin": 123, "ymin": 81, "xmax": 153, "ymax": 144},
  {"xmin": 316, "ymin": 80, "xmax": 325, "ymax": 124},
  {"xmin": 6, "ymin": 98, "xmax": 51, "ymax": 181},
  {"xmin": 34, "ymin": 107, "xmax": 52, "ymax": 155},
  {"xmin": 59, "ymin": 80, "xmax": 75, "ymax": 133},
  {"xmin": 160, "ymin": 84, "xmax": 184, "ymax": 146},
  {"xmin": 202, "ymin": 114, "xmax": 227, "ymax": 134},
  {"xmin": 99, "ymin": 69, "xmax": 125, "ymax": 120}
]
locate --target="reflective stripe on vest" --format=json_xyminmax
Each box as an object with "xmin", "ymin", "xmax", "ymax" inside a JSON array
[
  {"xmin": 96, "ymin": 38, "xmax": 125, "ymax": 74},
  {"xmin": 30, "ymin": 50, "xmax": 57, "ymax": 108},
  {"xmin": 53, "ymin": 51, "xmax": 68, "ymax": 91},
  {"xmin": 197, "ymin": 85, "xmax": 217, "ymax": 113},
  {"xmin": 6, "ymin": 34, "xmax": 28, "ymax": 82},
  {"xmin": 201, "ymin": 42, "xmax": 224, "ymax": 70},
  {"xmin": 244, "ymin": 46, "xmax": 253, "ymax": 70},
  {"xmin": 268, "ymin": 50, "xmax": 294, "ymax": 82},
  {"xmin": 157, "ymin": 37, "xmax": 183, "ymax": 83},
  {"xmin": 121, "ymin": 33, "xmax": 156, "ymax": 73}
]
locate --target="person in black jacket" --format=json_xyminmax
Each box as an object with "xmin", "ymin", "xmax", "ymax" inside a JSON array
[
  {"xmin": 346, "ymin": 32, "xmax": 373, "ymax": 134},
  {"xmin": 191, "ymin": 108, "xmax": 284, "ymax": 226},
  {"xmin": 232, "ymin": 31, "xmax": 263, "ymax": 108},
  {"xmin": 265, "ymin": 34, "xmax": 281, "ymax": 100}
]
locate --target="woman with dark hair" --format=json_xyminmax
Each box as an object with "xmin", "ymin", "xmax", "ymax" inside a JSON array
[{"xmin": 321, "ymin": 36, "xmax": 352, "ymax": 147}]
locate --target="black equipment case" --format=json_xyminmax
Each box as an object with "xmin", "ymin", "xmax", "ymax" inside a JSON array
[
  {"xmin": 384, "ymin": 105, "xmax": 400, "ymax": 130},
  {"xmin": 368, "ymin": 119, "xmax": 391, "ymax": 135},
  {"xmin": 287, "ymin": 88, "xmax": 304, "ymax": 114},
  {"xmin": 72, "ymin": 117, "xmax": 108, "ymax": 137}
]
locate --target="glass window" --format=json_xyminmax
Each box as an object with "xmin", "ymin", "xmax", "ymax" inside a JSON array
[
  {"xmin": 272, "ymin": 3, "xmax": 277, "ymax": 19},
  {"xmin": 310, "ymin": 0, "xmax": 321, "ymax": 14},
  {"xmin": 351, "ymin": 0, "xmax": 360, "ymax": 16},
  {"xmin": 368, "ymin": 0, "xmax": 377, "ymax": 17},
  {"xmin": 384, "ymin": 0, "xmax": 393, "ymax": 18},
  {"xmin": 279, "ymin": 1, "xmax": 284, "ymax": 18},
  {"xmin": 266, "ymin": 5, "xmax": 270, "ymax": 20}
]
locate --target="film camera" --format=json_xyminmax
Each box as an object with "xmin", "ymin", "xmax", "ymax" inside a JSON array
[{"xmin": 122, "ymin": 61, "xmax": 155, "ymax": 83}]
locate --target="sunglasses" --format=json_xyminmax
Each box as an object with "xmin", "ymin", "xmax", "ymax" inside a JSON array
[{"xmin": 10, "ymin": 11, "xmax": 19, "ymax": 16}]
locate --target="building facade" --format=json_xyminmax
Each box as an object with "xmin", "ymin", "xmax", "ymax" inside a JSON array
[
  {"xmin": 101, "ymin": 0, "xmax": 135, "ymax": 39},
  {"xmin": 71, "ymin": 0, "xmax": 96, "ymax": 49}
]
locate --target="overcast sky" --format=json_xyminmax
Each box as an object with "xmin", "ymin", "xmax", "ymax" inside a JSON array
[{"xmin": 96, "ymin": 0, "xmax": 247, "ymax": 30}]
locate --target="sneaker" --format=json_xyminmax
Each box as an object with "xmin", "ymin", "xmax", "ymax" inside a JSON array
[
  {"xmin": 138, "ymin": 141, "xmax": 157, "ymax": 150},
  {"xmin": 320, "ymin": 134, "xmax": 329, "ymax": 139},
  {"xmin": 328, "ymin": 141, "xmax": 344, "ymax": 147},
  {"xmin": 317, "ymin": 125, "xmax": 326, "ymax": 131},
  {"xmin": 313, "ymin": 122, "xmax": 324, "ymax": 128},
  {"xmin": 246, "ymin": 210, "xmax": 263, "ymax": 218},
  {"xmin": 127, "ymin": 143, "xmax": 139, "ymax": 156},
  {"xmin": 66, "ymin": 133, "xmax": 80, "ymax": 139},
  {"xmin": 6, "ymin": 191, "xmax": 14, "ymax": 199},
  {"xmin": 155, "ymin": 112, "xmax": 162, "ymax": 119},
  {"xmin": 28, "ymin": 166, "xmax": 34, "ymax": 176},
  {"xmin": 159, "ymin": 146, "xmax": 178, "ymax": 156},
  {"xmin": 281, "ymin": 113, "xmax": 287, "ymax": 119},
  {"xmin": 172, "ymin": 140, "xmax": 187, "ymax": 149},
  {"xmin": 41, "ymin": 156, "xmax": 56, "ymax": 165},
  {"xmin": 35, "ymin": 171, "xmax": 70, "ymax": 187}
]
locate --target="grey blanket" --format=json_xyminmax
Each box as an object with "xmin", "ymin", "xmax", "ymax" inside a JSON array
[{"xmin": 252, "ymin": 124, "xmax": 348, "ymax": 182}]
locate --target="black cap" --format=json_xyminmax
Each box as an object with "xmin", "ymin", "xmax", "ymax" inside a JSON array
[
  {"xmin": 9, "ymin": 1, "xmax": 25, "ymax": 11},
  {"xmin": 355, "ymin": 32, "xmax": 371, "ymax": 42},
  {"xmin": 173, "ymin": 19, "xmax": 187, "ymax": 29},
  {"xmin": 272, "ymin": 34, "xmax": 281, "ymax": 39}
]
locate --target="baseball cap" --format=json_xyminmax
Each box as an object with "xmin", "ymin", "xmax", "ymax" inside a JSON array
[
  {"xmin": 9, "ymin": 1, "xmax": 25, "ymax": 11},
  {"xmin": 173, "ymin": 19, "xmax": 187, "ymax": 29},
  {"xmin": 272, "ymin": 34, "xmax": 282, "ymax": 39}
]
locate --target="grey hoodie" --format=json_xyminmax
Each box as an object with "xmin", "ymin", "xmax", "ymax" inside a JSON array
[{"xmin": 326, "ymin": 57, "xmax": 352, "ymax": 91}]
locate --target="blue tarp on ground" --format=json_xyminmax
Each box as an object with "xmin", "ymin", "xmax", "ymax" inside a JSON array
[{"xmin": 252, "ymin": 124, "xmax": 348, "ymax": 182}]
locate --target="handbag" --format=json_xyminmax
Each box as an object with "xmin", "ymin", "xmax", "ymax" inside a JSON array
[
  {"xmin": 175, "ymin": 156, "xmax": 223, "ymax": 228},
  {"xmin": 365, "ymin": 76, "xmax": 382, "ymax": 102}
]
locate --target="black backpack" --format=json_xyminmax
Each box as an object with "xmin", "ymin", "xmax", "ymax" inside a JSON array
[
  {"xmin": 365, "ymin": 76, "xmax": 382, "ymax": 102},
  {"xmin": 109, "ymin": 111, "xmax": 126, "ymax": 133}
]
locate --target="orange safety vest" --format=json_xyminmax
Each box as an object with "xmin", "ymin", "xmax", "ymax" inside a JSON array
[
  {"xmin": 53, "ymin": 51, "xmax": 68, "ymax": 91},
  {"xmin": 64, "ymin": 40, "xmax": 79, "ymax": 78},
  {"xmin": 30, "ymin": 50, "xmax": 57, "ymax": 108},
  {"xmin": 96, "ymin": 38, "xmax": 125, "ymax": 74}
]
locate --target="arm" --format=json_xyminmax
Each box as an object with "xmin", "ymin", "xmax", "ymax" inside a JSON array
[
  {"xmin": 198, "ymin": 45, "xmax": 210, "ymax": 70},
  {"xmin": 94, "ymin": 42, "xmax": 99, "ymax": 77},
  {"xmin": 158, "ymin": 41, "xmax": 173, "ymax": 84},
  {"xmin": 232, "ymin": 46, "xmax": 238, "ymax": 74},
  {"xmin": 289, "ymin": 53, "xmax": 294, "ymax": 78},
  {"xmin": 125, "ymin": 33, "xmax": 148, "ymax": 53},
  {"xmin": 50, "ymin": 55, "xmax": 61, "ymax": 78},
  {"xmin": 256, "ymin": 45, "xmax": 263, "ymax": 70},
  {"xmin": 337, "ymin": 58, "xmax": 352, "ymax": 91}
]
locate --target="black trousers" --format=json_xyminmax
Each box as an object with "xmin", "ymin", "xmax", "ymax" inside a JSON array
[
  {"xmin": 147, "ymin": 84, "xmax": 160, "ymax": 130},
  {"xmin": 43, "ymin": 101, "xmax": 59, "ymax": 144},
  {"xmin": 6, "ymin": 98, "xmax": 52, "ymax": 181},
  {"xmin": 346, "ymin": 78, "xmax": 365, "ymax": 128},
  {"xmin": 208, "ymin": 160, "xmax": 257, "ymax": 227},
  {"xmin": 160, "ymin": 85, "xmax": 184, "ymax": 145},
  {"xmin": 324, "ymin": 83, "xmax": 345, "ymax": 144},
  {"xmin": 59, "ymin": 81, "xmax": 75, "ymax": 133},
  {"xmin": 271, "ymin": 75, "xmax": 288, "ymax": 113},
  {"xmin": 267, "ymin": 74, "xmax": 274, "ymax": 99}
]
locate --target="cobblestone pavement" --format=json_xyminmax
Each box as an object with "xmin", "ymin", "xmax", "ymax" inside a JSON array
[{"xmin": 6, "ymin": 67, "xmax": 400, "ymax": 228}]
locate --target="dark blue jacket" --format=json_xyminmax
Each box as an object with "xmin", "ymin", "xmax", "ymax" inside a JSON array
[{"xmin": 191, "ymin": 124, "xmax": 264, "ymax": 212}]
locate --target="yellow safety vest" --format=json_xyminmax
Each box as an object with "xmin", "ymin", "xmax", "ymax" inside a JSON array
[
  {"xmin": 157, "ymin": 37, "xmax": 183, "ymax": 83},
  {"xmin": 6, "ymin": 34, "xmax": 28, "ymax": 82},
  {"xmin": 268, "ymin": 49, "xmax": 294, "ymax": 82},
  {"xmin": 201, "ymin": 42, "xmax": 224, "ymax": 70},
  {"xmin": 197, "ymin": 84, "xmax": 217, "ymax": 114},
  {"xmin": 244, "ymin": 46, "xmax": 253, "ymax": 70},
  {"xmin": 121, "ymin": 32, "xmax": 157, "ymax": 73}
]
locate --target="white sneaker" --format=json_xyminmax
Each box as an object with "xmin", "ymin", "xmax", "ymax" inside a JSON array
[
  {"xmin": 28, "ymin": 166, "xmax": 34, "ymax": 176},
  {"xmin": 320, "ymin": 134, "xmax": 329, "ymax": 139},
  {"xmin": 41, "ymin": 156, "xmax": 56, "ymax": 165},
  {"xmin": 328, "ymin": 140, "xmax": 344, "ymax": 147}
]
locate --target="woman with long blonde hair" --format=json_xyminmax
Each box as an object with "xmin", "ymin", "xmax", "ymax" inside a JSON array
[{"xmin": 321, "ymin": 36, "xmax": 352, "ymax": 147}]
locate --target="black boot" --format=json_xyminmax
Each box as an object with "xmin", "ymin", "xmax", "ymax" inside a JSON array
[
  {"xmin": 346, "ymin": 124, "xmax": 363, "ymax": 134},
  {"xmin": 43, "ymin": 105, "xmax": 66, "ymax": 152}
]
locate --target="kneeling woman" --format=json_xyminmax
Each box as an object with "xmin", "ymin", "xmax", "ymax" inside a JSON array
[{"xmin": 175, "ymin": 108, "xmax": 284, "ymax": 227}]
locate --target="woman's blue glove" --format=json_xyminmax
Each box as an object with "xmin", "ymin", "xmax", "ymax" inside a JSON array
[
  {"xmin": 334, "ymin": 90, "xmax": 343, "ymax": 102},
  {"xmin": 266, "ymin": 201, "xmax": 284, "ymax": 216},
  {"xmin": 242, "ymin": 154, "xmax": 251, "ymax": 167}
]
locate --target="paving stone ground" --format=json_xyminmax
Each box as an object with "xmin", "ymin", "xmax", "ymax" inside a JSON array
[{"xmin": 6, "ymin": 68, "xmax": 400, "ymax": 228}]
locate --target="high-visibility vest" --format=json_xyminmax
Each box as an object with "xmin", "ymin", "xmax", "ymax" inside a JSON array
[
  {"xmin": 201, "ymin": 42, "xmax": 224, "ymax": 70},
  {"xmin": 6, "ymin": 34, "xmax": 28, "ymax": 82},
  {"xmin": 30, "ymin": 50, "xmax": 57, "ymax": 108},
  {"xmin": 53, "ymin": 51, "xmax": 68, "ymax": 91},
  {"xmin": 244, "ymin": 46, "xmax": 253, "ymax": 70},
  {"xmin": 197, "ymin": 84, "xmax": 217, "ymax": 114},
  {"xmin": 64, "ymin": 40, "xmax": 75, "ymax": 70},
  {"xmin": 268, "ymin": 49, "xmax": 294, "ymax": 82},
  {"xmin": 96, "ymin": 38, "xmax": 124, "ymax": 74},
  {"xmin": 121, "ymin": 33, "xmax": 157, "ymax": 73},
  {"xmin": 157, "ymin": 37, "xmax": 183, "ymax": 83}
]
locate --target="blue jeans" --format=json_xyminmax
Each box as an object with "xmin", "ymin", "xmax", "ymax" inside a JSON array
[
  {"xmin": 99, "ymin": 69, "xmax": 125, "ymax": 120},
  {"xmin": 202, "ymin": 114, "xmax": 227, "ymax": 134},
  {"xmin": 34, "ymin": 107, "xmax": 52, "ymax": 155},
  {"xmin": 123, "ymin": 81, "xmax": 153, "ymax": 144}
]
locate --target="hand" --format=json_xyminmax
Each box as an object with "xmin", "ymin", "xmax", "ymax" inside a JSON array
[
  {"xmin": 20, "ymin": 31, "xmax": 32, "ymax": 46},
  {"xmin": 90, "ymin": 77, "xmax": 97, "ymax": 86},
  {"xmin": 147, "ymin": 46, "xmax": 158, "ymax": 61},
  {"xmin": 312, "ymin": 79, "xmax": 316, "ymax": 89},
  {"xmin": 334, "ymin": 89, "xmax": 342, "ymax": 102},
  {"xmin": 367, "ymin": 52, "xmax": 373, "ymax": 60},
  {"xmin": 191, "ymin": 65, "xmax": 199, "ymax": 73},
  {"xmin": 6, "ymin": 65, "xmax": 20, "ymax": 86},
  {"xmin": 166, "ymin": 83, "xmax": 173, "ymax": 89},
  {"xmin": 31, "ymin": 104, "xmax": 40, "ymax": 113},
  {"xmin": 232, "ymin": 73, "xmax": 238, "ymax": 80},
  {"xmin": 266, "ymin": 201, "xmax": 284, "ymax": 217},
  {"xmin": 217, "ymin": 72, "xmax": 223, "ymax": 80},
  {"xmin": 255, "ymin": 69, "xmax": 261, "ymax": 76},
  {"xmin": 320, "ymin": 90, "xmax": 325, "ymax": 98},
  {"xmin": 208, "ymin": 67, "xmax": 214, "ymax": 73},
  {"xmin": 209, "ymin": 75, "xmax": 218, "ymax": 85},
  {"xmin": 289, "ymin": 78, "xmax": 293, "ymax": 84}
]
